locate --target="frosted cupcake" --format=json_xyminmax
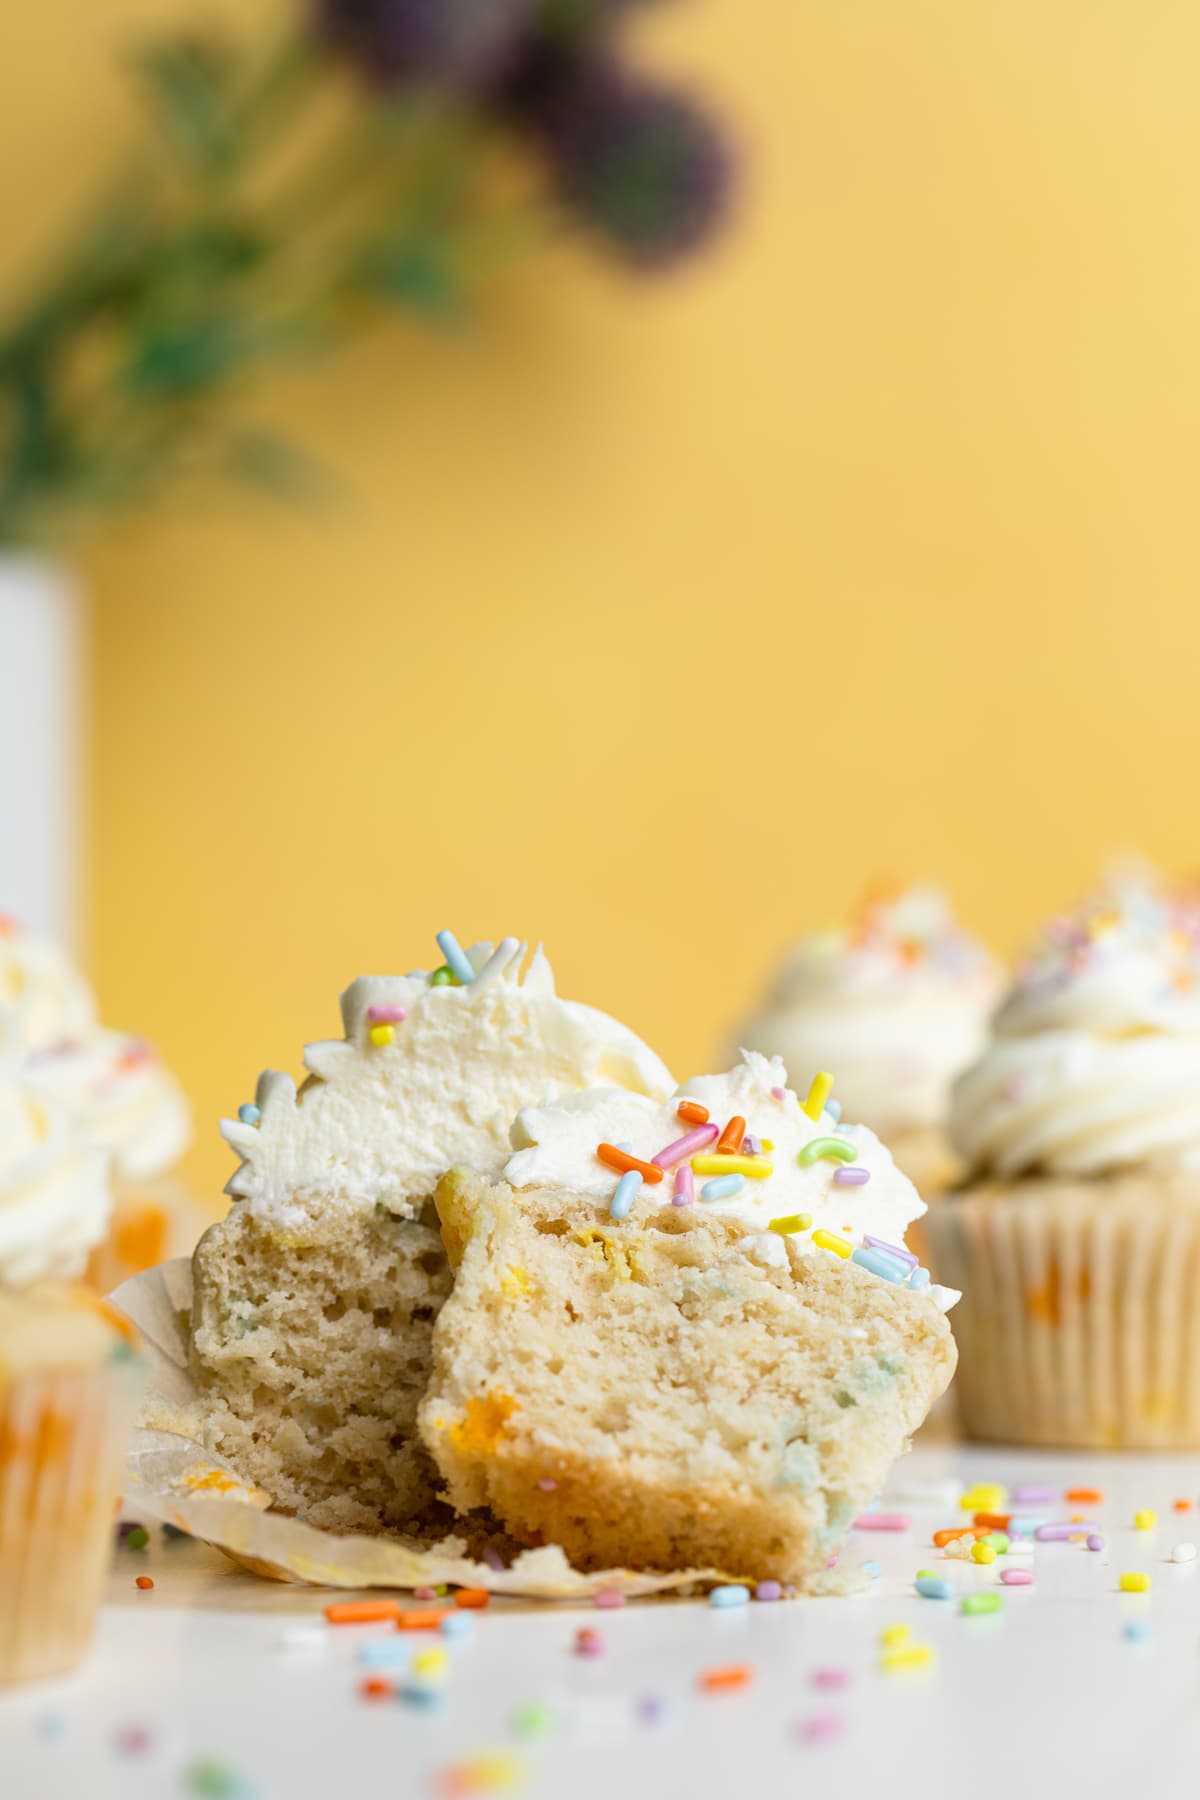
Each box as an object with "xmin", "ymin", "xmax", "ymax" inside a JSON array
[
  {"xmin": 0, "ymin": 914, "xmax": 192, "ymax": 1289},
  {"xmin": 931, "ymin": 884, "xmax": 1200, "ymax": 1446},
  {"xmin": 186, "ymin": 932, "xmax": 674, "ymax": 1535},
  {"xmin": 732, "ymin": 886, "xmax": 1002, "ymax": 1199},
  {"xmin": 420, "ymin": 1051, "xmax": 956, "ymax": 1582}
]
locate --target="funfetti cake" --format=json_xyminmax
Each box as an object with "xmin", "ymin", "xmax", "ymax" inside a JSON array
[
  {"xmin": 420, "ymin": 1054, "xmax": 957, "ymax": 1584},
  {"xmin": 186, "ymin": 933, "xmax": 674, "ymax": 1535}
]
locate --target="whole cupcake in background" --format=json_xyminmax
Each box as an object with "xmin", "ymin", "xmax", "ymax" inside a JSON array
[
  {"xmin": 731, "ymin": 884, "xmax": 1003, "ymax": 1199},
  {"xmin": 0, "ymin": 914, "xmax": 193, "ymax": 1291},
  {"xmin": 0, "ymin": 1053, "xmax": 146, "ymax": 1685},
  {"xmin": 931, "ymin": 868, "xmax": 1200, "ymax": 1447}
]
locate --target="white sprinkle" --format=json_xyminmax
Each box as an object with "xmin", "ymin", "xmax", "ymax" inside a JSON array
[
  {"xmin": 1172, "ymin": 1542, "xmax": 1197, "ymax": 1563},
  {"xmin": 275, "ymin": 1626, "xmax": 327, "ymax": 1654}
]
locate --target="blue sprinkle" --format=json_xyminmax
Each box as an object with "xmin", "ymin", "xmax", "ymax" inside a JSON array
[
  {"xmin": 400, "ymin": 1683, "xmax": 445, "ymax": 1710},
  {"xmin": 1124, "ymin": 1619, "xmax": 1151, "ymax": 1644},
  {"xmin": 826, "ymin": 1100, "xmax": 842, "ymax": 1122},
  {"xmin": 357, "ymin": 1640, "xmax": 410, "ymax": 1668},
  {"xmin": 916, "ymin": 1576, "xmax": 954, "ymax": 1600},
  {"xmin": 701, "ymin": 1174, "xmax": 746, "ymax": 1202},
  {"xmin": 908, "ymin": 1267, "xmax": 931, "ymax": 1291},
  {"xmin": 36, "ymin": 1713, "xmax": 66, "ymax": 1742},
  {"xmin": 440, "ymin": 1611, "xmax": 475, "ymax": 1640},
  {"xmin": 861, "ymin": 1560, "xmax": 881, "ymax": 1578},
  {"xmin": 1008, "ymin": 1518, "xmax": 1046, "ymax": 1537},
  {"xmin": 237, "ymin": 1103, "xmax": 261, "ymax": 1127},
  {"xmin": 435, "ymin": 929, "xmax": 476, "ymax": 986},
  {"xmin": 611, "ymin": 1171, "xmax": 642, "ymax": 1220},
  {"xmin": 709, "ymin": 1584, "xmax": 751, "ymax": 1608},
  {"xmin": 852, "ymin": 1246, "xmax": 910, "ymax": 1284}
]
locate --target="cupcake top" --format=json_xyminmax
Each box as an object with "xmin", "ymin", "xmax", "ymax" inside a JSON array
[
  {"xmin": 222, "ymin": 932, "xmax": 675, "ymax": 1226},
  {"xmin": 950, "ymin": 877, "xmax": 1200, "ymax": 1178},
  {"xmin": 0, "ymin": 1055, "xmax": 113, "ymax": 1289},
  {"xmin": 0, "ymin": 1279, "xmax": 140, "ymax": 1375},
  {"xmin": 733, "ymin": 886, "xmax": 1002, "ymax": 1139},
  {"xmin": 0, "ymin": 914, "xmax": 96, "ymax": 1054},
  {"xmin": 23, "ymin": 1030, "xmax": 191, "ymax": 1184},
  {"xmin": 505, "ymin": 1048, "xmax": 958, "ymax": 1310}
]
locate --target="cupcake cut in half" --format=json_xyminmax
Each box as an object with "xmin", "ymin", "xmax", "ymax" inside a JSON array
[{"xmin": 185, "ymin": 933, "xmax": 674, "ymax": 1534}]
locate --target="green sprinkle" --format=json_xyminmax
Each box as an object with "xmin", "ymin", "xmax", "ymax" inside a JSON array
[
  {"xmin": 916, "ymin": 1568, "xmax": 938, "ymax": 1580},
  {"xmin": 125, "ymin": 1527, "xmax": 150, "ymax": 1551},
  {"xmin": 182, "ymin": 1758, "xmax": 249, "ymax": 1798},
  {"xmin": 430, "ymin": 966, "xmax": 457, "ymax": 986},
  {"xmin": 511, "ymin": 1701, "xmax": 556, "ymax": 1740},
  {"xmin": 986, "ymin": 1532, "xmax": 1009, "ymax": 1553},
  {"xmin": 961, "ymin": 1592, "xmax": 1002, "ymax": 1616},
  {"xmin": 797, "ymin": 1137, "xmax": 858, "ymax": 1167}
]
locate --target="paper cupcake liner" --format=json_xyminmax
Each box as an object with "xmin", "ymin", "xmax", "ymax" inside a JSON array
[
  {"xmin": 111, "ymin": 1260, "xmax": 866, "ymax": 1599},
  {"xmin": 87, "ymin": 1178, "xmax": 209, "ymax": 1297},
  {"xmin": 928, "ymin": 1184, "xmax": 1200, "ymax": 1448},
  {"xmin": 0, "ymin": 1358, "xmax": 142, "ymax": 1685}
]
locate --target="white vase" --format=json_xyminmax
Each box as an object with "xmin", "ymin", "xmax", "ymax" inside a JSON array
[{"xmin": 0, "ymin": 554, "xmax": 85, "ymax": 948}]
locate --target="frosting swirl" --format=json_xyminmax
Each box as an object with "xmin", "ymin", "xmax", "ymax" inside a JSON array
[
  {"xmin": 24, "ymin": 1031, "xmax": 191, "ymax": 1182},
  {"xmin": 505, "ymin": 1049, "xmax": 957, "ymax": 1310},
  {"xmin": 0, "ymin": 915, "xmax": 96, "ymax": 1054},
  {"xmin": 0, "ymin": 1065, "xmax": 112, "ymax": 1287},
  {"xmin": 951, "ymin": 884, "xmax": 1200, "ymax": 1177},
  {"xmin": 222, "ymin": 936, "xmax": 674, "ymax": 1225},
  {"xmin": 733, "ymin": 887, "xmax": 1001, "ymax": 1137}
]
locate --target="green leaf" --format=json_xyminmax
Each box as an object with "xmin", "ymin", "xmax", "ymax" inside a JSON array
[
  {"xmin": 221, "ymin": 430, "xmax": 333, "ymax": 506},
  {"xmin": 132, "ymin": 38, "xmax": 239, "ymax": 176}
]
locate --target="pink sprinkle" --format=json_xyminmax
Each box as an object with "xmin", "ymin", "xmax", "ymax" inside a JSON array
[
  {"xmin": 771, "ymin": 1086, "xmax": 786, "ymax": 1100},
  {"xmin": 811, "ymin": 1667, "xmax": 851, "ymax": 1690},
  {"xmin": 1001, "ymin": 1569, "xmax": 1034, "ymax": 1586},
  {"xmin": 413, "ymin": 1586, "xmax": 437, "ymax": 1601},
  {"xmin": 537, "ymin": 1477, "xmax": 557, "ymax": 1491},
  {"xmin": 652, "ymin": 1123, "xmax": 719, "ymax": 1170},
  {"xmin": 1004, "ymin": 1076, "xmax": 1027, "ymax": 1101},
  {"xmin": 853, "ymin": 1513, "xmax": 911, "ymax": 1532},
  {"xmin": 367, "ymin": 1004, "xmax": 407, "ymax": 1024},
  {"xmin": 672, "ymin": 1166, "xmax": 695, "ymax": 1207},
  {"xmin": 824, "ymin": 1555, "xmax": 839, "ymax": 1569},
  {"xmin": 796, "ymin": 1711, "xmax": 843, "ymax": 1747},
  {"xmin": 575, "ymin": 1628, "xmax": 604, "ymax": 1657},
  {"xmin": 594, "ymin": 1588, "xmax": 626, "ymax": 1610}
]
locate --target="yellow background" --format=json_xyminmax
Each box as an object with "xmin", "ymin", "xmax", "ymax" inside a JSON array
[{"xmin": 5, "ymin": 1, "xmax": 1200, "ymax": 1203}]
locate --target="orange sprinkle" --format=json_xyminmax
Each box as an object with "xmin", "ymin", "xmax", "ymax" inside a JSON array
[
  {"xmin": 596, "ymin": 1144, "xmax": 664, "ymax": 1184},
  {"xmin": 677, "ymin": 1101, "xmax": 710, "ymax": 1125},
  {"xmin": 699, "ymin": 1663, "xmax": 753, "ymax": 1693},
  {"xmin": 973, "ymin": 1513, "xmax": 1012, "ymax": 1530},
  {"xmin": 454, "ymin": 1588, "xmax": 490, "ymax": 1610},
  {"xmin": 1174, "ymin": 1499, "xmax": 1193, "ymax": 1513},
  {"xmin": 324, "ymin": 1599, "xmax": 401, "ymax": 1625},
  {"xmin": 396, "ymin": 1610, "xmax": 449, "ymax": 1631},
  {"xmin": 933, "ymin": 1525, "xmax": 991, "ymax": 1547},
  {"xmin": 360, "ymin": 1676, "xmax": 394, "ymax": 1699},
  {"xmin": 1065, "ymin": 1488, "xmax": 1103, "ymax": 1505},
  {"xmin": 135, "ymin": 1576, "xmax": 154, "ymax": 1591},
  {"xmin": 716, "ymin": 1115, "xmax": 746, "ymax": 1155}
]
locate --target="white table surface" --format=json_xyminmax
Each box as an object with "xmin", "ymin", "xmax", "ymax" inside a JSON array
[{"xmin": 5, "ymin": 1432, "xmax": 1200, "ymax": 1800}]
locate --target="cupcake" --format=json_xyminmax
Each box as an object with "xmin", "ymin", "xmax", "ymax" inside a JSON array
[
  {"xmin": 931, "ymin": 880, "xmax": 1200, "ymax": 1447},
  {"xmin": 0, "ymin": 914, "xmax": 193, "ymax": 1290},
  {"xmin": 186, "ymin": 932, "xmax": 674, "ymax": 1535},
  {"xmin": 420, "ymin": 1052, "xmax": 956, "ymax": 1583},
  {"xmin": 0, "ymin": 1283, "xmax": 144, "ymax": 1685},
  {"xmin": 732, "ymin": 885, "xmax": 1002, "ymax": 1199}
]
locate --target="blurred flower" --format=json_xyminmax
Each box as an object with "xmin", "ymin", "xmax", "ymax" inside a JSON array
[
  {"xmin": 517, "ymin": 56, "xmax": 733, "ymax": 268},
  {"xmin": 315, "ymin": 0, "xmax": 538, "ymax": 89}
]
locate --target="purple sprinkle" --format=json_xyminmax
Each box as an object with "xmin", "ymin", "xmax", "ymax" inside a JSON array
[
  {"xmin": 796, "ymin": 1711, "xmax": 843, "ymax": 1746},
  {"xmin": 1013, "ymin": 1485, "xmax": 1056, "ymax": 1505},
  {"xmin": 637, "ymin": 1695, "xmax": 666, "ymax": 1725},
  {"xmin": 1087, "ymin": 1534, "xmax": 1105, "ymax": 1552},
  {"xmin": 771, "ymin": 1086, "xmax": 787, "ymax": 1100},
  {"xmin": 861, "ymin": 1233, "xmax": 915, "ymax": 1268},
  {"xmin": 114, "ymin": 1725, "xmax": 152, "ymax": 1756},
  {"xmin": 742, "ymin": 1134, "xmax": 762, "ymax": 1157},
  {"xmin": 594, "ymin": 1587, "xmax": 626, "ymax": 1609},
  {"xmin": 833, "ymin": 1167, "xmax": 871, "ymax": 1187},
  {"xmin": 1035, "ymin": 1522, "xmax": 1097, "ymax": 1541},
  {"xmin": 117, "ymin": 1520, "xmax": 145, "ymax": 1540},
  {"xmin": 811, "ymin": 1667, "xmax": 851, "ymax": 1691},
  {"xmin": 366, "ymin": 1004, "xmax": 407, "ymax": 1024},
  {"xmin": 482, "ymin": 1546, "xmax": 507, "ymax": 1572},
  {"xmin": 537, "ymin": 1477, "xmax": 557, "ymax": 1491},
  {"xmin": 755, "ymin": 1580, "xmax": 783, "ymax": 1603}
]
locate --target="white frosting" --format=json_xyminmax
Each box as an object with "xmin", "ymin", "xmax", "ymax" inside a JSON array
[
  {"xmin": 222, "ymin": 938, "xmax": 674, "ymax": 1225},
  {"xmin": 0, "ymin": 917, "xmax": 97, "ymax": 1054},
  {"xmin": 24, "ymin": 1031, "xmax": 191, "ymax": 1182},
  {"xmin": 733, "ymin": 887, "xmax": 1001, "ymax": 1136},
  {"xmin": 0, "ymin": 1060, "xmax": 113, "ymax": 1287},
  {"xmin": 505, "ymin": 1049, "xmax": 957, "ymax": 1310},
  {"xmin": 951, "ymin": 883, "xmax": 1200, "ymax": 1177}
]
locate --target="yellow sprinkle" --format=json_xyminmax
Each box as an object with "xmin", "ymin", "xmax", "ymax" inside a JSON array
[
  {"xmin": 499, "ymin": 1264, "xmax": 532, "ymax": 1300},
  {"xmin": 691, "ymin": 1155, "xmax": 774, "ymax": 1179},
  {"xmin": 768, "ymin": 1213, "xmax": 812, "ymax": 1235},
  {"xmin": 412, "ymin": 1648, "xmax": 449, "ymax": 1677},
  {"xmin": 971, "ymin": 1542, "xmax": 996, "ymax": 1565},
  {"xmin": 960, "ymin": 1484, "xmax": 1007, "ymax": 1513},
  {"xmin": 803, "ymin": 1071, "xmax": 834, "ymax": 1121},
  {"xmin": 368, "ymin": 1024, "xmax": 395, "ymax": 1048},
  {"xmin": 881, "ymin": 1644, "xmax": 935, "ymax": 1673},
  {"xmin": 812, "ymin": 1229, "xmax": 851, "ymax": 1259},
  {"xmin": 760, "ymin": 1139, "xmax": 775, "ymax": 1152},
  {"xmin": 1134, "ymin": 1510, "xmax": 1157, "ymax": 1531},
  {"xmin": 1120, "ymin": 1571, "xmax": 1150, "ymax": 1593},
  {"xmin": 880, "ymin": 1623, "xmax": 911, "ymax": 1648}
]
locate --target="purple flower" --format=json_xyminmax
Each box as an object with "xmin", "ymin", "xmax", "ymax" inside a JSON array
[{"xmin": 315, "ymin": 0, "xmax": 539, "ymax": 89}]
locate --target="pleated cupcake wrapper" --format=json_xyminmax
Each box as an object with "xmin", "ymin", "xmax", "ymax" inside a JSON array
[
  {"xmin": 0, "ymin": 1359, "xmax": 142, "ymax": 1685},
  {"xmin": 111, "ymin": 1260, "xmax": 859, "ymax": 1599},
  {"xmin": 928, "ymin": 1191, "xmax": 1200, "ymax": 1449}
]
